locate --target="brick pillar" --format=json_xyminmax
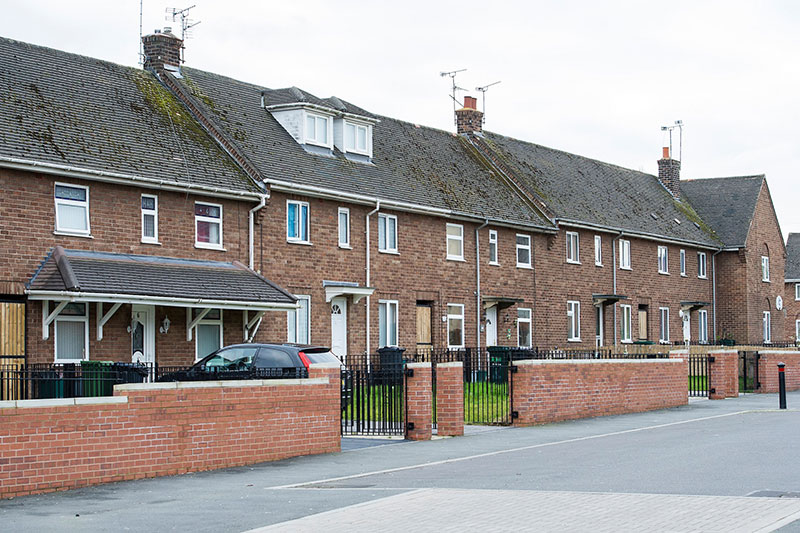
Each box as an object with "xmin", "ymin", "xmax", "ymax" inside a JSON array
[
  {"xmin": 405, "ymin": 362, "xmax": 432, "ymax": 440},
  {"xmin": 669, "ymin": 350, "xmax": 690, "ymax": 400},
  {"xmin": 757, "ymin": 351, "xmax": 800, "ymax": 393},
  {"xmin": 436, "ymin": 362, "xmax": 464, "ymax": 437},
  {"xmin": 708, "ymin": 350, "xmax": 739, "ymax": 399},
  {"xmin": 308, "ymin": 362, "xmax": 342, "ymax": 447}
]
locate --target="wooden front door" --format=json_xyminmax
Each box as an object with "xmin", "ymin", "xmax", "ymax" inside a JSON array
[
  {"xmin": 416, "ymin": 304, "xmax": 432, "ymax": 352},
  {"xmin": 638, "ymin": 307, "xmax": 648, "ymax": 341},
  {"xmin": 0, "ymin": 301, "xmax": 25, "ymax": 356}
]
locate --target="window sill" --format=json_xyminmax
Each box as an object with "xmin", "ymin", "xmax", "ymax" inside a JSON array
[
  {"xmin": 194, "ymin": 243, "xmax": 226, "ymax": 251},
  {"xmin": 447, "ymin": 256, "xmax": 466, "ymax": 262},
  {"xmin": 287, "ymin": 240, "xmax": 313, "ymax": 246},
  {"xmin": 141, "ymin": 240, "xmax": 162, "ymax": 246},
  {"xmin": 379, "ymin": 250, "xmax": 400, "ymax": 255},
  {"xmin": 595, "ymin": 263, "xmax": 603, "ymax": 267},
  {"xmin": 566, "ymin": 260, "xmax": 581, "ymax": 265},
  {"xmin": 304, "ymin": 139, "xmax": 333, "ymax": 150},
  {"xmin": 54, "ymin": 358, "xmax": 88, "ymax": 363},
  {"xmin": 489, "ymin": 261, "xmax": 501, "ymax": 267},
  {"xmin": 567, "ymin": 338, "xmax": 582, "ymax": 343},
  {"xmin": 54, "ymin": 230, "xmax": 93, "ymax": 239},
  {"xmin": 516, "ymin": 264, "xmax": 533, "ymax": 270},
  {"xmin": 338, "ymin": 244, "xmax": 352, "ymax": 250},
  {"xmin": 619, "ymin": 267, "xmax": 632, "ymax": 271},
  {"xmin": 762, "ymin": 280, "xmax": 771, "ymax": 283},
  {"xmin": 680, "ymin": 274, "xmax": 687, "ymax": 277},
  {"xmin": 659, "ymin": 271, "xmax": 669, "ymax": 276},
  {"xmin": 698, "ymin": 276, "xmax": 708, "ymax": 280},
  {"xmin": 621, "ymin": 340, "xmax": 633, "ymax": 344}
]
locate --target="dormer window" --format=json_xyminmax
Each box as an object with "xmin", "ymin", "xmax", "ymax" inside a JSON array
[
  {"xmin": 344, "ymin": 121, "xmax": 370, "ymax": 155},
  {"xmin": 305, "ymin": 113, "xmax": 330, "ymax": 146}
]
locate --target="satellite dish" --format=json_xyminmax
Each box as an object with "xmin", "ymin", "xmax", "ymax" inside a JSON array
[{"xmin": 776, "ymin": 295, "xmax": 784, "ymax": 311}]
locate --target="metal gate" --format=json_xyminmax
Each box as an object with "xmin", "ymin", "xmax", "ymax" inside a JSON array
[
  {"xmin": 739, "ymin": 351, "xmax": 760, "ymax": 392},
  {"xmin": 341, "ymin": 361, "xmax": 405, "ymax": 436},
  {"xmin": 688, "ymin": 353, "xmax": 710, "ymax": 398}
]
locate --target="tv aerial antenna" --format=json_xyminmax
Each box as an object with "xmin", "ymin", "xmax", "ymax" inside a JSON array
[
  {"xmin": 166, "ymin": 5, "xmax": 201, "ymax": 61},
  {"xmin": 138, "ymin": 0, "xmax": 144, "ymax": 66},
  {"xmin": 475, "ymin": 81, "xmax": 501, "ymax": 124},
  {"xmin": 440, "ymin": 68, "xmax": 467, "ymax": 124},
  {"xmin": 660, "ymin": 120, "xmax": 684, "ymax": 161}
]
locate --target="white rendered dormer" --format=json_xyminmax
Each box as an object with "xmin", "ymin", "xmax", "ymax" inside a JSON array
[
  {"xmin": 334, "ymin": 118, "xmax": 373, "ymax": 159},
  {"xmin": 304, "ymin": 110, "xmax": 333, "ymax": 148},
  {"xmin": 267, "ymin": 104, "xmax": 335, "ymax": 153}
]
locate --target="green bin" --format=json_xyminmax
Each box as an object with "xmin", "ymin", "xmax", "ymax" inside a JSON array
[
  {"xmin": 487, "ymin": 346, "xmax": 512, "ymax": 384},
  {"xmin": 80, "ymin": 360, "xmax": 114, "ymax": 397}
]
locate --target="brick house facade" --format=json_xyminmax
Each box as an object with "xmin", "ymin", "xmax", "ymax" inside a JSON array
[{"xmin": 784, "ymin": 233, "xmax": 800, "ymax": 343}]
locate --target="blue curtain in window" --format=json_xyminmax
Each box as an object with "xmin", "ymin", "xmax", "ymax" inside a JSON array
[
  {"xmin": 287, "ymin": 203, "xmax": 297, "ymax": 239},
  {"xmin": 300, "ymin": 204, "xmax": 308, "ymax": 241}
]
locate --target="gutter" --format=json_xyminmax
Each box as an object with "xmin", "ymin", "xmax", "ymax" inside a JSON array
[
  {"xmin": 0, "ymin": 156, "xmax": 262, "ymax": 202},
  {"xmin": 365, "ymin": 200, "xmax": 381, "ymax": 363},
  {"xmin": 25, "ymin": 290, "xmax": 299, "ymax": 311},
  {"xmin": 248, "ymin": 194, "xmax": 268, "ymax": 270},
  {"xmin": 558, "ymin": 219, "xmax": 719, "ymax": 251},
  {"xmin": 475, "ymin": 218, "xmax": 489, "ymax": 349}
]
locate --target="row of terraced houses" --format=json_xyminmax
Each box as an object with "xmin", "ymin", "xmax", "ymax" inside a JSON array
[{"xmin": 0, "ymin": 30, "xmax": 793, "ymax": 367}]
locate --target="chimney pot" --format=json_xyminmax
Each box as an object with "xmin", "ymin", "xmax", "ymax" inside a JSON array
[
  {"xmin": 463, "ymin": 96, "xmax": 477, "ymax": 110},
  {"xmin": 163, "ymin": 26, "xmax": 172, "ymax": 34},
  {"xmin": 662, "ymin": 146, "xmax": 670, "ymax": 159},
  {"xmin": 657, "ymin": 149, "xmax": 681, "ymax": 198}
]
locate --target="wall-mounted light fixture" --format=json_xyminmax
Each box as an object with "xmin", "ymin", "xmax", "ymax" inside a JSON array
[{"xmin": 159, "ymin": 316, "xmax": 171, "ymax": 334}]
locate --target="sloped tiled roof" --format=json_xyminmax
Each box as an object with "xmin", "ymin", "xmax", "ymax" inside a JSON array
[
  {"xmin": 786, "ymin": 233, "xmax": 800, "ymax": 280},
  {"xmin": 681, "ymin": 176, "xmax": 764, "ymax": 248},
  {"xmin": 28, "ymin": 249, "xmax": 295, "ymax": 305},
  {"xmin": 173, "ymin": 68, "xmax": 553, "ymax": 228},
  {"xmin": 478, "ymin": 133, "xmax": 720, "ymax": 246},
  {"xmin": 0, "ymin": 36, "xmax": 258, "ymax": 193}
]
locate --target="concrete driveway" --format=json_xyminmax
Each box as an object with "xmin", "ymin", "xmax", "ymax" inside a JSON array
[{"xmin": 2, "ymin": 391, "xmax": 799, "ymax": 532}]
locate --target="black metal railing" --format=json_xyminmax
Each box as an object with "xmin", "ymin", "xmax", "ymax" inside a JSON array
[
  {"xmin": 739, "ymin": 351, "xmax": 760, "ymax": 393},
  {"xmin": 341, "ymin": 361, "xmax": 405, "ymax": 436},
  {"xmin": 688, "ymin": 354, "xmax": 710, "ymax": 398}
]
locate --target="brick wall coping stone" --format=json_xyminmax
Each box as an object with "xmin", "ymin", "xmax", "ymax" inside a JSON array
[
  {"xmin": 757, "ymin": 350, "xmax": 800, "ymax": 356},
  {"xmin": 512, "ymin": 359, "xmax": 684, "ymax": 366},
  {"xmin": 0, "ymin": 396, "xmax": 129, "ymax": 409},
  {"xmin": 436, "ymin": 362, "xmax": 464, "ymax": 368},
  {"xmin": 407, "ymin": 362, "xmax": 433, "ymax": 369},
  {"xmin": 114, "ymin": 377, "xmax": 328, "ymax": 392}
]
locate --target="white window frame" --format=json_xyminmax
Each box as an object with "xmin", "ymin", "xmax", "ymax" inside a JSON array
[
  {"xmin": 141, "ymin": 194, "xmax": 159, "ymax": 244},
  {"xmin": 446, "ymin": 223, "xmax": 464, "ymax": 261},
  {"xmin": 304, "ymin": 111, "xmax": 331, "ymax": 147},
  {"xmin": 567, "ymin": 301, "xmax": 581, "ymax": 342},
  {"xmin": 517, "ymin": 308, "xmax": 532, "ymax": 348},
  {"xmin": 53, "ymin": 302, "xmax": 89, "ymax": 362},
  {"xmin": 516, "ymin": 234, "xmax": 532, "ymax": 268},
  {"xmin": 698, "ymin": 252, "xmax": 707, "ymax": 279},
  {"xmin": 195, "ymin": 309, "xmax": 224, "ymax": 361},
  {"xmin": 194, "ymin": 201, "xmax": 223, "ymax": 250},
  {"xmin": 619, "ymin": 239, "xmax": 631, "ymax": 270},
  {"xmin": 620, "ymin": 304, "xmax": 632, "ymax": 343},
  {"xmin": 379, "ymin": 300, "xmax": 399, "ymax": 348},
  {"xmin": 698, "ymin": 310, "xmax": 708, "ymax": 344},
  {"xmin": 658, "ymin": 246, "xmax": 669, "ymax": 274},
  {"xmin": 680, "ymin": 249, "xmax": 686, "ymax": 277},
  {"xmin": 54, "ymin": 182, "xmax": 91, "ymax": 236},
  {"xmin": 286, "ymin": 200, "xmax": 310, "ymax": 244},
  {"xmin": 659, "ymin": 307, "xmax": 670, "ymax": 344},
  {"xmin": 447, "ymin": 303, "xmax": 465, "ymax": 349},
  {"xmin": 594, "ymin": 235, "xmax": 602, "ymax": 266},
  {"xmin": 763, "ymin": 311, "xmax": 772, "ymax": 343},
  {"xmin": 761, "ymin": 256, "xmax": 770, "ymax": 282},
  {"xmin": 796, "ymin": 283, "xmax": 800, "ymax": 301},
  {"xmin": 566, "ymin": 231, "xmax": 580, "ymax": 264},
  {"xmin": 343, "ymin": 120, "xmax": 371, "ymax": 157},
  {"xmin": 287, "ymin": 295, "xmax": 311, "ymax": 344},
  {"xmin": 489, "ymin": 230, "xmax": 499, "ymax": 265},
  {"xmin": 338, "ymin": 207, "xmax": 350, "ymax": 249},
  {"xmin": 378, "ymin": 214, "xmax": 398, "ymax": 253},
  {"xmin": 795, "ymin": 319, "xmax": 800, "ymax": 341}
]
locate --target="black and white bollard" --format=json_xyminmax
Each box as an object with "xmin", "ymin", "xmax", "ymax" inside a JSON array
[{"xmin": 778, "ymin": 362, "xmax": 787, "ymax": 410}]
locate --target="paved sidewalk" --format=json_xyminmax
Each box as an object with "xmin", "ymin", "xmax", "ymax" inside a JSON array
[{"xmin": 251, "ymin": 489, "xmax": 800, "ymax": 533}]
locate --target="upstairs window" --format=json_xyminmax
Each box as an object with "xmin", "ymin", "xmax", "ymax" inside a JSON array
[
  {"xmin": 489, "ymin": 230, "xmax": 499, "ymax": 265},
  {"xmin": 516, "ymin": 234, "xmax": 531, "ymax": 268},
  {"xmin": 680, "ymin": 249, "xmax": 686, "ymax": 276},
  {"xmin": 566, "ymin": 231, "xmax": 580, "ymax": 264},
  {"xmin": 761, "ymin": 256, "xmax": 770, "ymax": 282},
  {"xmin": 446, "ymin": 224, "xmax": 464, "ymax": 261},
  {"xmin": 619, "ymin": 239, "xmax": 631, "ymax": 270},
  {"xmin": 287, "ymin": 200, "xmax": 310, "ymax": 243},
  {"xmin": 518, "ymin": 308, "xmax": 532, "ymax": 348},
  {"xmin": 698, "ymin": 252, "xmax": 707, "ymax": 279},
  {"xmin": 796, "ymin": 283, "xmax": 800, "ymax": 301},
  {"xmin": 763, "ymin": 311, "xmax": 772, "ymax": 343},
  {"xmin": 567, "ymin": 301, "xmax": 580, "ymax": 341},
  {"xmin": 594, "ymin": 235, "xmax": 602, "ymax": 266},
  {"xmin": 54, "ymin": 183, "xmax": 90, "ymax": 235},
  {"xmin": 305, "ymin": 113, "xmax": 329, "ymax": 146},
  {"xmin": 141, "ymin": 194, "xmax": 158, "ymax": 244},
  {"xmin": 378, "ymin": 214, "xmax": 398, "ymax": 253},
  {"xmin": 344, "ymin": 122, "xmax": 369, "ymax": 155},
  {"xmin": 338, "ymin": 207, "xmax": 350, "ymax": 248},
  {"xmin": 658, "ymin": 246, "xmax": 669, "ymax": 274},
  {"xmin": 195, "ymin": 202, "xmax": 222, "ymax": 249},
  {"xmin": 659, "ymin": 307, "xmax": 670, "ymax": 343}
]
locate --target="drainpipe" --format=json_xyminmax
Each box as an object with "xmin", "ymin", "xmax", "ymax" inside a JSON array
[
  {"xmin": 365, "ymin": 200, "xmax": 381, "ymax": 363},
  {"xmin": 475, "ymin": 219, "xmax": 489, "ymax": 349},
  {"xmin": 611, "ymin": 232, "xmax": 624, "ymax": 346},
  {"xmin": 712, "ymin": 248, "xmax": 723, "ymax": 341},
  {"xmin": 248, "ymin": 193, "xmax": 268, "ymax": 270}
]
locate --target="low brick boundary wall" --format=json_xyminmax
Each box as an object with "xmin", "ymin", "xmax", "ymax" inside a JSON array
[
  {"xmin": 708, "ymin": 350, "xmax": 739, "ymax": 399},
  {"xmin": 436, "ymin": 362, "xmax": 464, "ymax": 437},
  {"xmin": 405, "ymin": 362, "xmax": 432, "ymax": 441},
  {"xmin": 511, "ymin": 359, "xmax": 687, "ymax": 426},
  {"xmin": 0, "ymin": 363, "xmax": 340, "ymax": 499},
  {"xmin": 757, "ymin": 351, "xmax": 800, "ymax": 393}
]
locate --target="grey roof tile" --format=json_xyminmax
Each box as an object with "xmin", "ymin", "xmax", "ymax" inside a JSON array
[
  {"xmin": 681, "ymin": 176, "xmax": 764, "ymax": 248},
  {"xmin": 0, "ymin": 36, "xmax": 258, "ymax": 193},
  {"xmin": 786, "ymin": 233, "xmax": 800, "ymax": 280}
]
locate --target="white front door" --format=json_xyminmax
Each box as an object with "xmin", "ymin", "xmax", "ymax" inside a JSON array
[
  {"xmin": 485, "ymin": 306, "xmax": 498, "ymax": 347},
  {"xmin": 330, "ymin": 297, "xmax": 347, "ymax": 359},
  {"xmin": 131, "ymin": 304, "xmax": 155, "ymax": 364},
  {"xmin": 682, "ymin": 311, "xmax": 691, "ymax": 343},
  {"xmin": 595, "ymin": 305, "xmax": 604, "ymax": 347}
]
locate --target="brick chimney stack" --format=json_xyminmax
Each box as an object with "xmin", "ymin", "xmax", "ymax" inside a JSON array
[
  {"xmin": 142, "ymin": 27, "xmax": 183, "ymax": 73},
  {"xmin": 657, "ymin": 146, "xmax": 681, "ymax": 198},
  {"xmin": 456, "ymin": 96, "xmax": 484, "ymax": 134}
]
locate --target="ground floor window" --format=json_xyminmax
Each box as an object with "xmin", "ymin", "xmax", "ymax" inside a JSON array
[
  {"xmin": 379, "ymin": 300, "xmax": 399, "ymax": 347},
  {"xmin": 288, "ymin": 296, "xmax": 311, "ymax": 344},
  {"xmin": 517, "ymin": 308, "xmax": 532, "ymax": 348},
  {"xmin": 763, "ymin": 311, "xmax": 771, "ymax": 343},
  {"xmin": 659, "ymin": 307, "xmax": 670, "ymax": 344},
  {"xmin": 567, "ymin": 301, "xmax": 580, "ymax": 341},
  {"xmin": 620, "ymin": 304, "xmax": 632, "ymax": 343},
  {"xmin": 196, "ymin": 309, "xmax": 223, "ymax": 360},
  {"xmin": 54, "ymin": 303, "xmax": 88, "ymax": 361},
  {"xmin": 698, "ymin": 310, "xmax": 708, "ymax": 344},
  {"xmin": 447, "ymin": 304, "xmax": 465, "ymax": 348},
  {"xmin": 796, "ymin": 319, "xmax": 800, "ymax": 342}
]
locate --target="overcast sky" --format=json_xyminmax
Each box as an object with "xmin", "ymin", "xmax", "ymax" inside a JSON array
[{"xmin": 2, "ymin": 1, "xmax": 798, "ymax": 239}]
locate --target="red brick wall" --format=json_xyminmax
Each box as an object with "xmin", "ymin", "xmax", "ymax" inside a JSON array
[
  {"xmin": 708, "ymin": 350, "xmax": 739, "ymax": 399},
  {"xmin": 715, "ymin": 251, "xmax": 747, "ymax": 343},
  {"xmin": 757, "ymin": 351, "xmax": 800, "ymax": 393},
  {"xmin": 511, "ymin": 359, "xmax": 687, "ymax": 426},
  {"xmin": 436, "ymin": 362, "xmax": 464, "ymax": 437},
  {"xmin": 0, "ymin": 364, "xmax": 340, "ymax": 499},
  {"xmin": 405, "ymin": 362, "xmax": 431, "ymax": 440}
]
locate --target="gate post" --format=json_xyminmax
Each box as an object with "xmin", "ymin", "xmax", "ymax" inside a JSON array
[
  {"xmin": 405, "ymin": 362, "xmax": 432, "ymax": 440},
  {"xmin": 436, "ymin": 362, "xmax": 463, "ymax": 437},
  {"xmin": 708, "ymin": 350, "xmax": 739, "ymax": 399}
]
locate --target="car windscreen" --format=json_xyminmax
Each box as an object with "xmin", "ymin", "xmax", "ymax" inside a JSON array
[
  {"xmin": 201, "ymin": 346, "xmax": 259, "ymax": 369},
  {"xmin": 304, "ymin": 351, "xmax": 340, "ymax": 364}
]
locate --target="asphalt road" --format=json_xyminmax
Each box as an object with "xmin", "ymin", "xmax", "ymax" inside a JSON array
[{"xmin": 2, "ymin": 391, "xmax": 799, "ymax": 532}]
